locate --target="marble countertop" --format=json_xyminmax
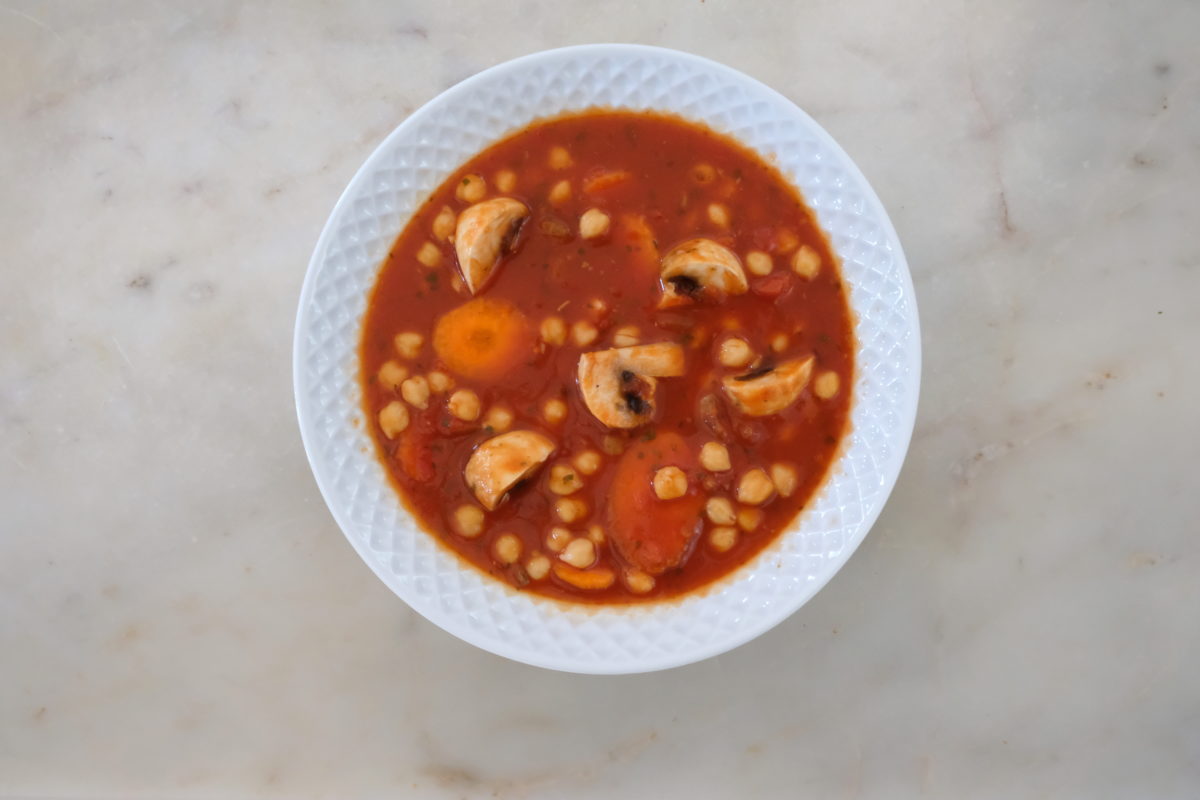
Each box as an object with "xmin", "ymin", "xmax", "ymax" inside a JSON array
[{"xmin": 2, "ymin": 1, "xmax": 1197, "ymax": 797}]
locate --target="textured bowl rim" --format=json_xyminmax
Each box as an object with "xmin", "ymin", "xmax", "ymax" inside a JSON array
[{"xmin": 294, "ymin": 43, "xmax": 921, "ymax": 674}]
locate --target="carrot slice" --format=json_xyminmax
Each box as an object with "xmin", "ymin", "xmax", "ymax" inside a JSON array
[
  {"xmin": 433, "ymin": 297, "xmax": 533, "ymax": 382},
  {"xmin": 553, "ymin": 563, "xmax": 616, "ymax": 590},
  {"xmin": 607, "ymin": 431, "xmax": 705, "ymax": 574},
  {"xmin": 615, "ymin": 214, "xmax": 659, "ymax": 276},
  {"xmin": 583, "ymin": 169, "xmax": 632, "ymax": 194}
]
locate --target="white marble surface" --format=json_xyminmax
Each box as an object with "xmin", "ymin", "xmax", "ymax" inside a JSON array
[{"xmin": 1, "ymin": 0, "xmax": 1197, "ymax": 796}]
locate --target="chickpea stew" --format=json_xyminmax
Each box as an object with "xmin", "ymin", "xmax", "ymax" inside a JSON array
[{"xmin": 362, "ymin": 111, "xmax": 854, "ymax": 603}]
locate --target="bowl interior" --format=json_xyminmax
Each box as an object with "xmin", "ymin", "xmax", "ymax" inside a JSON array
[{"xmin": 294, "ymin": 44, "xmax": 920, "ymax": 674}]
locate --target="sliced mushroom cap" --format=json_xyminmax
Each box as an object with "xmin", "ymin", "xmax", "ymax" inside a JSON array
[
  {"xmin": 577, "ymin": 342, "xmax": 686, "ymax": 429},
  {"xmin": 658, "ymin": 238, "xmax": 749, "ymax": 309},
  {"xmin": 454, "ymin": 197, "xmax": 530, "ymax": 294},
  {"xmin": 721, "ymin": 356, "xmax": 815, "ymax": 417},
  {"xmin": 464, "ymin": 429, "xmax": 555, "ymax": 510}
]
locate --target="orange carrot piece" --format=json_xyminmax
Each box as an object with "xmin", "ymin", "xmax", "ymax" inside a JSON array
[
  {"xmin": 433, "ymin": 297, "xmax": 533, "ymax": 382},
  {"xmin": 616, "ymin": 214, "xmax": 659, "ymax": 275},
  {"xmin": 553, "ymin": 563, "xmax": 616, "ymax": 590},
  {"xmin": 607, "ymin": 432, "xmax": 704, "ymax": 574},
  {"xmin": 583, "ymin": 169, "xmax": 632, "ymax": 194}
]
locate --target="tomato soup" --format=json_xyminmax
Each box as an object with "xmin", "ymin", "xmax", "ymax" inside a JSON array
[{"xmin": 361, "ymin": 111, "xmax": 854, "ymax": 603}]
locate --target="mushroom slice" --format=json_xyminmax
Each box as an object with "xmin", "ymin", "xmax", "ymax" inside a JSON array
[
  {"xmin": 464, "ymin": 430, "xmax": 555, "ymax": 510},
  {"xmin": 577, "ymin": 343, "xmax": 686, "ymax": 429},
  {"xmin": 454, "ymin": 197, "xmax": 530, "ymax": 294},
  {"xmin": 658, "ymin": 238, "xmax": 749, "ymax": 308},
  {"xmin": 721, "ymin": 356, "xmax": 815, "ymax": 417}
]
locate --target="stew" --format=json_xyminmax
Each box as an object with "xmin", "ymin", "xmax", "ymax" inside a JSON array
[{"xmin": 360, "ymin": 110, "xmax": 854, "ymax": 603}]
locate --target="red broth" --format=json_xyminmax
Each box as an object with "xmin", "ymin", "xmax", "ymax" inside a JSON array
[{"xmin": 361, "ymin": 110, "xmax": 854, "ymax": 603}]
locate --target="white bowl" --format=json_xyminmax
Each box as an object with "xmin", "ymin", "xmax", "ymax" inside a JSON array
[{"xmin": 294, "ymin": 44, "xmax": 920, "ymax": 674}]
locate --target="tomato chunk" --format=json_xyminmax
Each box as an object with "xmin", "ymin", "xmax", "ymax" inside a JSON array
[{"xmin": 397, "ymin": 433, "xmax": 434, "ymax": 482}]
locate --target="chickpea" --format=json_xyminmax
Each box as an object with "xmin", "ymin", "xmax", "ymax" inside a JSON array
[
  {"xmin": 692, "ymin": 163, "xmax": 717, "ymax": 184},
  {"xmin": 453, "ymin": 504, "xmax": 485, "ymax": 538},
  {"xmin": 560, "ymin": 537, "xmax": 595, "ymax": 568},
  {"xmin": 394, "ymin": 332, "xmax": 423, "ymax": 360},
  {"xmin": 601, "ymin": 434, "xmax": 625, "ymax": 455},
  {"xmin": 586, "ymin": 297, "xmax": 609, "ymax": 318},
  {"xmin": 482, "ymin": 405, "xmax": 513, "ymax": 433},
  {"xmin": 572, "ymin": 320, "xmax": 598, "ymax": 346},
  {"xmin": 526, "ymin": 553, "xmax": 551, "ymax": 580},
  {"xmin": 400, "ymin": 375, "xmax": 430, "ymax": 409},
  {"xmin": 545, "ymin": 526, "xmax": 571, "ymax": 553},
  {"xmin": 448, "ymin": 389, "xmax": 481, "ymax": 421},
  {"xmin": 709, "ymin": 526, "xmax": 738, "ymax": 553},
  {"xmin": 792, "ymin": 244, "xmax": 821, "ymax": 279},
  {"xmin": 745, "ymin": 250, "xmax": 773, "ymax": 276},
  {"xmin": 416, "ymin": 241, "xmax": 441, "ymax": 268},
  {"xmin": 718, "ymin": 337, "xmax": 754, "ymax": 368},
  {"xmin": 427, "ymin": 371, "xmax": 453, "ymax": 393},
  {"xmin": 548, "ymin": 463, "xmax": 581, "ymax": 495},
  {"xmin": 814, "ymin": 370, "xmax": 841, "ymax": 400},
  {"xmin": 572, "ymin": 450, "xmax": 602, "ymax": 475},
  {"xmin": 776, "ymin": 228, "xmax": 800, "ymax": 254},
  {"xmin": 700, "ymin": 441, "xmax": 731, "ymax": 472},
  {"xmin": 494, "ymin": 169, "xmax": 517, "ymax": 193},
  {"xmin": 625, "ymin": 569, "xmax": 656, "ymax": 594},
  {"xmin": 493, "ymin": 532, "xmax": 522, "ymax": 564},
  {"xmin": 771, "ymin": 333, "xmax": 789, "ymax": 353},
  {"xmin": 707, "ymin": 202, "xmax": 731, "ymax": 228},
  {"xmin": 771, "ymin": 463, "xmax": 799, "ymax": 497},
  {"xmin": 456, "ymin": 173, "xmax": 486, "ymax": 203},
  {"xmin": 555, "ymin": 497, "xmax": 588, "ymax": 523},
  {"xmin": 586, "ymin": 524, "xmax": 605, "ymax": 544},
  {"xmin": 612, "ymin": 325, "xmax": 640, "ymax": 347},
  {"xmin": 737, "ymin": 468, "xmax": 775, "ymax": 506},
  {"xmin": 540, "ymin": 315, "xmax": 567, "ymax": 346},
  {"xmin": 738, "ymin": 507, "xmax": 763, "ymax": 532},
  {"xmin": 653, "ymin": 466, "xmax": 688, "ymax": 500},
  {"xmin": 543, "ymin": 398, "xmax": 568, "ymax": 425},
  {"xmin": 377, "ymin": 360, "xmax": 408, "ymax": 391},
  {"xmin": 548, "ymin": 146, "xmax": 573, "ymax": 170},
  {"xmin": 705, "ymin": 496, "xmax": 737, "ymax": 525},
  {"xmin": 432, "ymin": 206, "xmax": 456, "ymax": 240},
  {"xmin": 549, "ymin": 179, "xmax": 571, "ymax": 205},
  {"xmin": 377, "ymin": 401, "xmax": 410, "ymax": 439},
  {"xmin": 579, "ymin": 208, "xmax": 611, "ymax": 239}
]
